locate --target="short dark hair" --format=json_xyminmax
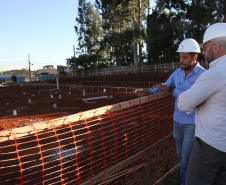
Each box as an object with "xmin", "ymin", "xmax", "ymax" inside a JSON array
[{"xmin": 188, "ymin": 53, "xmax": 198, "ymax": 58}]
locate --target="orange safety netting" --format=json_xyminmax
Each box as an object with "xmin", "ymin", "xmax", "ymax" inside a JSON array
[{"xmin": 0, "ymin": 93, "xmax": 178, "ymax": 185}]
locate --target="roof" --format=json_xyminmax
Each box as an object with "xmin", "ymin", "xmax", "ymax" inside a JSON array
[
  {"xmin": 16, "ymin": 74, "xmax": 29, "ymax": 78},
  {"xmin": 0, "ymin": 74, "xmax": 11, "ymax": 78},
  {"xmin": 36, "ymin": 68, "xmax": 58, "ymax": 75},
  {"xmin": 65, "ymin": 68, "xmax": 72, "ymax": 72}
]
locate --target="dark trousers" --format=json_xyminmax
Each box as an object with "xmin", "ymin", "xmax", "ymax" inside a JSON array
[{"xmin": 186, "ymin": 137, "xmax": 226, "ymax": 185}]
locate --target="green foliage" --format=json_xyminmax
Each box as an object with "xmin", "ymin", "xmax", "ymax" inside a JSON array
[
  {"xmin": 11, "ymin": 75, "xmax": 17, "ymax": 82},
  {"xmin": 57, "ymin": 65, "xmax": 67, "ymax": 73},
  {"xmin": 0, "ymin": 71, "xmax": 10, "ymax": 74},
  {"xmin": 75, "ymin": 1, "xmax": 102, "ymax": 55},
  {"xmin": 160, "ymin": 170, "xmax": 181, "ymax": 185},
  {"xmin": 73, "ymin": 0, "xmax": 226, "ymax": 67},
  {"xmin": 147, "ymin": 10, "xmax": 186, "ymax": 64},
  {"xmin": 147, "ymin": 0, "xmax": 226, "ymax": 64},
  {"xmin": 66, "ymin": 53, "xmax": 102, "ymax": 70},
  {"xmin": 74, "ymin": 0, "xmax": 148, "ymax": 67}
]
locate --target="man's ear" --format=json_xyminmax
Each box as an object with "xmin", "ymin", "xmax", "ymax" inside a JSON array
[
  {"xmin": 193, "ymin": 55, "xmax": 197, "ymax": 61},
  {"xmin": 215, "ymin": 43, "xmax": 221, "ymax": 52}
]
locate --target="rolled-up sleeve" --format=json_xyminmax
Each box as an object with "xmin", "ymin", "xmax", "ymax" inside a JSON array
[
  {"xmin": 172, "ymin": 88, "xmax": 182, "ymax": 98},
  {"xmin": 149, "ymin": 88, "xmax": 159, "ymax": 94}
]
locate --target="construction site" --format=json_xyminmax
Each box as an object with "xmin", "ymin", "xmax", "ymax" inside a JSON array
[{"xmin": 0, "ymin": 72, "xmax": 179, "ymax": 185}]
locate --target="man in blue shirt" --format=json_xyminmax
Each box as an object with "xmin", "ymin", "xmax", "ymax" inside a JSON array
[{"xmin": 135, "ymin": 38, "xmax": 206, "ymax": 185}]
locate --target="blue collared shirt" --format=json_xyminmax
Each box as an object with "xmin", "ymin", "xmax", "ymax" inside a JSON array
[{"xmin": 150, "ymin": 63, "xmax": 206, "ymax": 124}]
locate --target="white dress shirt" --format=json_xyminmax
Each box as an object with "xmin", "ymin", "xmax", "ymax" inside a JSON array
[{"xmin": 178, "ymin": 55, "xmax": 226, "ymax": 152}]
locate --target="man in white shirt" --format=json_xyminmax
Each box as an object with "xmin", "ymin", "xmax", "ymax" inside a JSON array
[{"xmin": 178, "ymin": 22, "xmax": 226, "ymax": 185}]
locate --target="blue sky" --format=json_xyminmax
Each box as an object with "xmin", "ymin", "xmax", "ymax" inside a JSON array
[{"xmin": 0, "ymin": 0, "xmax": 95, "ymax": 71}]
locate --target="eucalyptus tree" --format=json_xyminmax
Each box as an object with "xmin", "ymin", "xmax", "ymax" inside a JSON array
[
  {"xmin": 131, "ymin": 0, "xmax": 149, "ymax": 66},
  {"xmin": 147, "ymin": 0, "xmax": 226, "ymax": 64},
  {"xmin": 95, "ymin": 0, "xmax": 133, "ymax": 66},
  {"xmin": 75, "ymin": 0, "xmax": 102, "ymax": 58},
  {"xmin": 154, "ymin": 0, "xmax": 226, "ymax": 40},
  {"xmin": 186, "ymin": 0, "xmax": 226, "ymax": 42},
  {"xmin": 147, "ymin": 10, "xmax": 181, "ymax": 64},
  {"xmin": 95, "ymin": 0, "xmax": 148, "ymax": 66}
]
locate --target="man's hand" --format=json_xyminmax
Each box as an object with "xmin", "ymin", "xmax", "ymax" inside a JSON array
[
  {"xmin": 151, "ymin": 83, "xmax": 170, "ymax": 92},
  {"xmin": 135, "ymin": 89, "xmax": 150, "ymax": 96}
]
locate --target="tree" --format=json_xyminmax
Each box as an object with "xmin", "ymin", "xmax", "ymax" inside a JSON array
[
  {"xmin": 147, "ymin": 0, "xmax": 226, "ymax": 64},
  {"xmin": 66, "ymin": 53, "xmax": 101, "ymax": 71},
  {"xmin": 186, "ymin": 0, "xmax": 225, "ymax": 42},
  {"xmin": 95, "ymin": 0, "xmax": 133, "ymax": 66},
  {"xmin": 75, "ymin": 1, "xmax": 102, "ymax": 55},
  {"xmin": 11, "ymin": 75, "xmax": 17, "ymax": 82},
  {"xmin": 147, "ymin": 10, "xmax": 180, "ymax": 63},
  {"xmin": 95, "ymin": 0, "xmax": 148, "ymax": 66},
  {"xmin": 131, "ymin": 0, "xmax": 148, "ymax": 66},
  {"xmin": 57, "ymin": 65, "xmax": 67, "ymax": 75},
  {"xmin": 73, "ymin": 0, "xmax": 226, "ymax": 68}
]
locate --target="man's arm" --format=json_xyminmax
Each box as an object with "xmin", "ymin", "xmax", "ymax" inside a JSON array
[
  {"xmin": 151, "ymin": 84, "xmax": 170, "ymax": 92},
  {"xmin": 134, "ymin": 89, "xmax": 151, "ymax": 96},
  {"xmin": 135, "ymin": 71, "xmax": 177, "ymax": 97},
  {"xmin": 178, "ymin": 71, "xmax": 220, "ymax": 113}
]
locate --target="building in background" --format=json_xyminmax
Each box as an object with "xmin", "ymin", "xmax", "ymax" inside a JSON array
[
  {"xmin": 0, "ymin": 74, "xmax": 12, "ymax": 83},
  {"xmin": 35, "ymin": 65, "xmax": 58, "ymax": 81},
  {"xmin": 16, "ymin": 74, "xmax": 30, "ymax": 83}
]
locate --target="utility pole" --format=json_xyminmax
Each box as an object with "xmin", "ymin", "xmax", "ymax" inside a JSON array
[
  {"xmin": 28, "ymin": 55, "xmax": 31, "ymax": 82},
  {"xmin": 73, "ymin": 45, "xmax": 77, "ymax": 76},
  {"xmin": 28, "ymin": 55, "xmax": 33, "ymax": 82}
]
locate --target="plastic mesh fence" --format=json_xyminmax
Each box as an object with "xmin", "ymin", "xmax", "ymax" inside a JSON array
[{"xmin": 0, "ymin": 93, "xmax": 177, "ymax": 185}]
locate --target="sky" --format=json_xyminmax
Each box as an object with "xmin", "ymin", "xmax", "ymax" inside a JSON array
[{"xmin": 0, "ymin": 0, "xmax": 95, "ymax": 71}]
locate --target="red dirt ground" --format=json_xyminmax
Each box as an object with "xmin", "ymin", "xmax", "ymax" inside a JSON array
[
  {"xmin": 0, "ymin": 73, "xmax": 171, "ymax": 131},
  {"xmin": 0, "ymin": 73, "xmax": 176, "ymax": 185}
]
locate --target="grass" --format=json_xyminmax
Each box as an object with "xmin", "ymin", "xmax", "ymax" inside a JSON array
[
  {"xmin": 130, "ymin": 167, "xmax": 181, "ymax": 185},
  {"xmin": 159, "ymin": 169, "xmax": 181, "ymax": 185},
  {"xmin": 128, "ymin": 138, "xmax": 181, "ymax": 185}
]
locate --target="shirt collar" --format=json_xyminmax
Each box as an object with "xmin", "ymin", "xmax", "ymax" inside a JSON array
[
  {"xmin": 181, "ymin": 62, "xmax": 200, "ymax": 77},
  {"xmin": 209, "ymin": 55, "xmax": 226, "ymax": 68},
  {"xmin": 193, "ymin": 62, "xmax": 202, "ymax": 74}
]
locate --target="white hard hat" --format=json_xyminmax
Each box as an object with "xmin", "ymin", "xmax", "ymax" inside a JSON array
[
  {"xmin": 201, "ymin": 22, "xmax": 226, "ymax": 47},
  {"xmin": 176, "ymin": 38, "xmax": 201, "ymax": 53}
]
